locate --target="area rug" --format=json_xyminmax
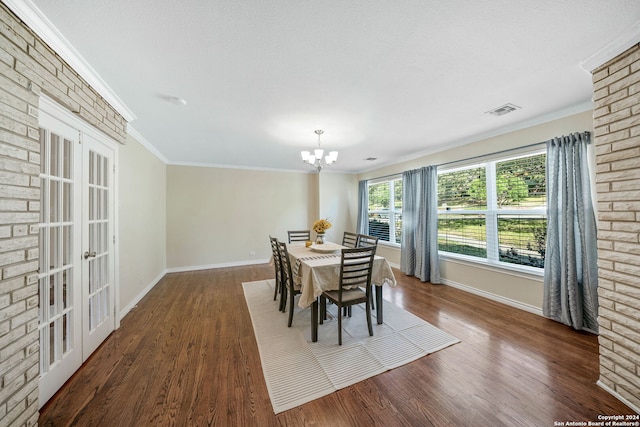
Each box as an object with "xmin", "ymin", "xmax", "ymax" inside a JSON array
[{"xmin": 242, "ymin": 279, "xmax": 460, "ymax": 414}]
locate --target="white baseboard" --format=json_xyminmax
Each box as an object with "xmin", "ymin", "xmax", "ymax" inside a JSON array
[
  {"xmin": 119, "ymin": 270, "xmax": 167, "ymax": 320},
  {"xmin": 120, "ymin": 260, "xmax": 271, "ymax": 322},
  {"xmin": 166, "ymin": 259, "xmax": 270, "ymax": 274},
  {"xmin": 440, "ymin": 278, "xmax": 543, "ymax": 317},
  {"xmin": 597, "ymin": 380, "xmax": 640, "ymax": 414}
]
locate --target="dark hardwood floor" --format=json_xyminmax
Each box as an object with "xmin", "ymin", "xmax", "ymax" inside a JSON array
[{"xmin": 39, "ymin": 264, "xmax": 633, "ymax": 426}]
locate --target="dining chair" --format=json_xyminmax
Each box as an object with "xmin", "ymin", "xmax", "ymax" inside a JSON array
[
  {"xmin": 342, "ymin": 231, "xmax": 359, "ymax": 248},
  {"xmin": 287, "ymin": 230, "xmax": 311, "ymax": 243},
  {"xmin": 354, "ymin": 233, "xmax": 380, "ymax": 310},
  {"xmin": 269, "ymin": 236, "xmax": 286, "ymax": 311},
  {"xmin": 319, "ymin": 246, "xmax": 377, "ymax": 345},
  {"xmin": 356, "ymin": 233, "xmax": 380, "ymax": 248},
  {"xmin": 278, "ymin": 241, "xmax": 302, "ymax": 327}
]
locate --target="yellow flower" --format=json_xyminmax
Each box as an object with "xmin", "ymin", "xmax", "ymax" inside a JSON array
[{"xmin": 312, "ymin": 218, "xmax": 332, "ymax": 233}]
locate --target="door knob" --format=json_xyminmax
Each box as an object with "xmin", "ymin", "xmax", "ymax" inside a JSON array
[{"xmin": 83, "ymin": 251, "xmax": 96, "ymax": 259}]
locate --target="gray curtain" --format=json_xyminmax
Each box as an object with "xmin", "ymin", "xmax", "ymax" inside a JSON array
[
  {"xmin": 356, "ymin": 180, "xmax": 368, "ymax": 234},
  {"xmin": 401, "ymin": 166, "xmax": 440, "ymax": 283},
  {"xmin": 543, "ymin": 132, "xmax": 599, "ymax": 333}
]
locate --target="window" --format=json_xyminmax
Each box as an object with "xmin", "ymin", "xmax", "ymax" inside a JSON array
[
  {"xmin": 368, "ymin": 178, "xmax": 402, "ymax": 245},
  {"xmin": 437, "ymin": 151, "xmax": 546, "ymax": 269}
]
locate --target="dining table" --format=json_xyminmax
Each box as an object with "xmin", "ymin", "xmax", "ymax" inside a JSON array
[{"xmin": 286, "ymin": 241, "xmax": 397, "ymax": 342}]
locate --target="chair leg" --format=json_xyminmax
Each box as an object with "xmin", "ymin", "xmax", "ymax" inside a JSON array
[
  {"xmin": 338, "ymin": 305, "xmax": 342, "ymax": 345},
  {"xmin": 287, "ymin": 289, "xmax": 295, "ymax": 327},
  {"xmin": 366, "ymin": 301, "xmax": 373, "ymax": 337},
  {"xmin": 280, "ymin": 286, "xmax": 287, "ymax": 312},
  {"xmin": 273, "ymin": 277, "xmax": 278, "ymax": 301}
]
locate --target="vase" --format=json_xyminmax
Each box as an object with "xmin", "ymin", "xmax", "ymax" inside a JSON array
[{"xmin": 315, "ymin": 233, "xmax": 325, "ymax": 244}]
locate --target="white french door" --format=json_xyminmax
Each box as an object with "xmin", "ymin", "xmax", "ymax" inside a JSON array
[
  {"xmin": 81, "ymin": 134, "xmax": 115, "ymax": 356},
  {"xmin": 38, "ymin": 98, "xmax": 117, "ymax": 407},
  {"xmin": 38, "ymin": 111, "xmax": 82, "ymax": 406}
]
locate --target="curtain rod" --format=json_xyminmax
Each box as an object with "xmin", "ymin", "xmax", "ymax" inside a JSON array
[{"xmin": 365, "ymin": 131, "xmax": 590, "ymax": 182}]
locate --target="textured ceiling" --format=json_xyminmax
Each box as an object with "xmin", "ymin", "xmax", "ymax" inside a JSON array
[{"xmin": 24, "ymin": 0, "xmax": 640, "ymax": 172}]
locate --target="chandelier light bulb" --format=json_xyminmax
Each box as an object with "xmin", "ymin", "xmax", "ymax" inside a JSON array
[{"xmin": 300, "ymin": 129, "xmax": 338, "ymax": 172}]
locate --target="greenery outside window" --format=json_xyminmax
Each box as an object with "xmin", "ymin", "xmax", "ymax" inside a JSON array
[
  {"xmin": 438, "ymin": 151, "xmax": 546, "ymax": 269},
  {"xmin": 368, "ymin": 178, "xmax": 402, "ymax": 245}
]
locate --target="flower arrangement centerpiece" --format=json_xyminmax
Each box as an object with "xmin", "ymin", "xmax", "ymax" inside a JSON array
[{"xmin": 312, "ymin": 218, "xmax": 332, "ymax": 244}]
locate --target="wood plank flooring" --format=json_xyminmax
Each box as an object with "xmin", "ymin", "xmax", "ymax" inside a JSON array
[{"xmin": 39, "ymin": 264, "xmax": 633, "ymax": 426}]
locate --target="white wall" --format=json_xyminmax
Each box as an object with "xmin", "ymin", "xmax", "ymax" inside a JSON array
[
  {"xmin": 118, "ymin": 133, "xmax": 167, "ymax": 317},
  {"xmin": 319, "ymin": 172, "xmax": 358, "ymax": 243},
  {"xmin": 166, "ymin": 166, "xmax": 321, "ymax": 269},
  {"xmin": 358, "ymin": 110, "xmax": 594, "ymax": 311}
]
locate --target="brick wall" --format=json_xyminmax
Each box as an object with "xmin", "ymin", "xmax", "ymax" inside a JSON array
[
  {"xmin": 0, "ymin": 3, "xmax": 126, "ymax": 426},
  {"xmin": 593, "ymin": 43, "xmax": 640, "ymax": 411}
]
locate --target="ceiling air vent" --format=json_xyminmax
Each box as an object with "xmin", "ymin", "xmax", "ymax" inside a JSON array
[{"xmin": 485, "ymin": 103, "xmax": 520, "ymax": 117}]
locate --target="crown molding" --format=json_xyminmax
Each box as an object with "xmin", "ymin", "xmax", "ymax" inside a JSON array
[
  {"xmin": 3, "ymin": 0, "xmax": 137, "ymax": 122},
  {"xmin": 580, "ymin": 20, "xmax": 640, "ymax": 72}
]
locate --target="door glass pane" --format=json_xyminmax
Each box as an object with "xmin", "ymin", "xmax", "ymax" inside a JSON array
[
  {"xmin": 48, "ymin": 273, "xmax": 56, "ymax": 318},
  {"xmin": 102, "ymin": 223, "xmax": 109, "ymax": 252},
  {"xmin": 63, "ymin": 182, "xmax": 72, "ymax": 222},
  {"xmin": 89, "ymin": 186, "xmax": 94, "ymax": 220},
  {"xmin": 103, "ymin": 190, "xmax": 108, "ymax": 220},
  {"xmin": 39, "ymin": 226, "xmax": 48, "ymax": 275},
  {"xmin": 49, "ymin": 227, "xmax": 59, "ymax": 269},
  {"xmin": 38, "ymin": 276, "xmax": 48, "ymax": 322},
  {"xmin": 50, "ymin": 134, "xmax": 60, "ymax": 177},
  {"xmin": 48, "ymin": 322, "xmax": 55, "ymax": 365},
  {"xmin": 96, "ymin": 188, "xmax": 103, "ymax": 220},
  {"xmin": 49, "ymin": 180, "xmax": 59, "ymax": 223},
  {"xmin": 63, "ymin": 313, "xmax": 69, "ymax": 353},
  {"xmin": 62, "ymin": 225, "xmax": 71, "ymax": 266},
  {"xmin": 63, "ymin": 267, "xmax": 70, "ymax": 309},
  {"xmin": 63, "ymin": 138, "xmax": 72, "ymax": 179}
]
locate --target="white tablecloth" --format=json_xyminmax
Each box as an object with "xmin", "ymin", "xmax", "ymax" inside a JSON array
[{"xmin": 286, "ymin": 242, "xmax": 397, "ymax": 308}]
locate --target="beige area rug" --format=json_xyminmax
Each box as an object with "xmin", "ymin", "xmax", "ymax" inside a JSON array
[{"xmin": 242, "ymin": 279, "xmax": 460, "ymax": 414}]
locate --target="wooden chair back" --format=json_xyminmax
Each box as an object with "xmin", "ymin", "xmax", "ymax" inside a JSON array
[
  {"xmin": 287, "ymin": 230, "xmax": 311, "ymax": 243},
  {"xmin": 338, "ymin": 246, "xmax": 376, "ymax": 297},
  {"xmin": 277, "ymin": 242, "xmax": 294, "ymax": 288},
  {"xmin": 269, "ymin": 236, "xmax": 283, "ymax": 286},
  {"xmin": 342, "ymin": 231, "xmax": 359, "ymax": 248},
  {"xmin": 356, "ymin": 234, "xmax": 380, "ymax": 248}
]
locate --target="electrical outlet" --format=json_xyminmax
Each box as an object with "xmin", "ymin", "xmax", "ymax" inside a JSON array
[{"xmin": 249, "ymin": 251, "xmax": 256, "ymax": 256}]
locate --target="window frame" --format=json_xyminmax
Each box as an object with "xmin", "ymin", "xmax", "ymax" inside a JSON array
[
  {"xmin": 367, "ymin": 176, "xmax": 402, "ymax": 247},
  {"xmin": 437, "ymin": 149, "xmax": 546, "ymax": 276}
]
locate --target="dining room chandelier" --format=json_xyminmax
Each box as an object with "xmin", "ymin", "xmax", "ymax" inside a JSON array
[{"xmin": 301, "ymin": 130, "xmax": 338, "ymax": 172}]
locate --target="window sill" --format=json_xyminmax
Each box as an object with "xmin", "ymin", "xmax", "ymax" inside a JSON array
[
  {"xmin": 439, "ymin": 251, "xmax": 544, "ymax": 281},
  {"xmin": 378, "ymin": 240, "xmax": 400, "ymax": 249},
  {"xmin": 373, "ymin": 243, "xmax": 543, "ymax": 281}
]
